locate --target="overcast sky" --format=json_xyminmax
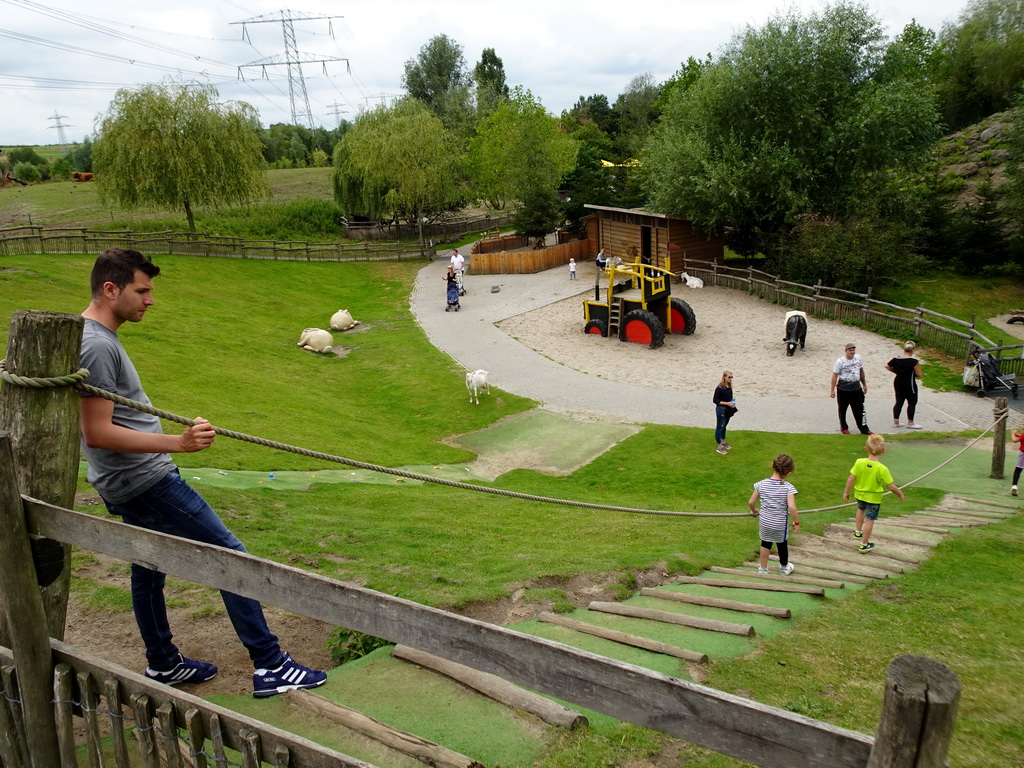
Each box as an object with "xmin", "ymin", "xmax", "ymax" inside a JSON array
[{"xmin": 3, "ymin": 0, "xmax": 969, "ymax": 147}]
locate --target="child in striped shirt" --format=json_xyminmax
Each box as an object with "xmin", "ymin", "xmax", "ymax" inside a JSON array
[{"xmin": 749, "ymin": 454, "xmax": 800, "ymax": 575}]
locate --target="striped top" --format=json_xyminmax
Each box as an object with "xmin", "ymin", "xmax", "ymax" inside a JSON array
[{"xmin": 753, "ymin": 477, "xmax": 797, "ymax": 543}]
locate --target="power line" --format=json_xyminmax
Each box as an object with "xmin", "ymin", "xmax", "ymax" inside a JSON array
[{"xmin": 231, "ymin": 10, "xmax": 348, "ymax": 130}]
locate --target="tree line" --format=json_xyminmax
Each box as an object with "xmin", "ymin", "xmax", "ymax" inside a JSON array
[{"xmin": 10, "ymin": 0, "xmax": 1022, "ymax": 289}]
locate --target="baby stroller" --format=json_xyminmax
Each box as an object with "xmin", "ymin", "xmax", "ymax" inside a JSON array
[
  {"xmin": 965, "ymin": 350, "xmax": 1018, "ymax": 399},
  {"xmin": 455, "ymin": 269, "xmax": 466, "ymax": 297},
  {"xmin": 445, "ymin": 276, "xmax": 460, "ymax": 312}
]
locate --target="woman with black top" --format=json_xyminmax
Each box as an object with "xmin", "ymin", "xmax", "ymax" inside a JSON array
[
  {"xmin": 886, "ymin": 341, "xmax": 923, "ymax": 429},
  {"xmin": 713, "ymin": 370, "xmax": 737, "ymax": 455}
]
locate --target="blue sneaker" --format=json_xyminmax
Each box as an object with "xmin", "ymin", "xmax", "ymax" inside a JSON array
[
  {"xmin": 144, "ymin": 654, "xmax": 218, "ymax": 686},
  {"xmin": 253, "ymin": 653, "xmax": 327, "ymax": 698}
]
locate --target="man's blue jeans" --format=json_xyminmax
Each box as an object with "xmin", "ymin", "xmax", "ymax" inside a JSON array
[{"xmin": 105, "ymin": 469, "xmax": 282, "ymax": 671}]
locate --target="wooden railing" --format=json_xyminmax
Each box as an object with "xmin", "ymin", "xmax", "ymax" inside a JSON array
[
  {"xmin": 0, "ymin": 313, "xmax": 963, "ymax": 768},
  {"xmin": 470, "ymin": 239, "xmax": 591, "ymax": 275},
  {"xmin": 0, "ymin": 226, "xmax": 431, "ymax": 262}
]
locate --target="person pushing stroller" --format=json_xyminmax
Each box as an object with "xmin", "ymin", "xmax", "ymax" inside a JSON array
[{"xmin": 444, "ymin": 266, "xmax": 461, "ymax": 312}]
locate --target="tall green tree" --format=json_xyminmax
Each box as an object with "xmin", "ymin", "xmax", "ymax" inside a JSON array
[
  {"xmin": 611, "ymin": 73, "xmax": 661, "ymax": 159},
  {"xmin": 563, "ymin": 94, "xmax": 617, "ymax": 136},
  {"xmin": 402, "ymin": 34, "xmax": 474, "ymax": 134},
  {"xmin": 93, "ymin": 81, "xmax": 268, "ymax": 234},
  {"xmin": 331, "ymin": 97, "xmax": 465, "ymax": 245},
  {"xmin": 937, "ymin": 0, "xmax": 1024, "ymax": 130},
  {"xmin": 642, "ymin": 2, "xmax": 941, "ymax": 258},
  {"xmin": 473, "ymin": 47, "xmax": 510, "ymax": 118},
  {"xmin": 468, "ymin": 87, "xmax": 578, "ymax": 214}
]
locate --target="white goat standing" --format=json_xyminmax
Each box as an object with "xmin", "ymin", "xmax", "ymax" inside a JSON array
[
  {"xmin": 680, "ymin": 272, "xmax": 704, "ymax": 288},
  {"xmin": 465, "ymin": 369, "xmax": 490, "ymax": 404}
]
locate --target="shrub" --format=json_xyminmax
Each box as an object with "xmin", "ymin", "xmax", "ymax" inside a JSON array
[
  {"xmin": 51, "ymin": 157, "xmax": 72, "ymax": 180},
  {"xmin": 12, "ymin": 162, "xmax": 41, "ymax": 183}
]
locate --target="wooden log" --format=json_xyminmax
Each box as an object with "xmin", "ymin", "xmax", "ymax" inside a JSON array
[
  {"xmin": 991, "ymin": 398, "xmax": 1007, "ymax": 479},
  {"xmin": 675, "ymin": 575, "xmax": 825, "ymax": 596},
  {"xmin": 866, "ymin": 655, "xmax": 960, "ymax": 768},
  {"xmin": 0, "ymin": 311, "xmax": 83, "ymax": 642},
  {"xmin": 0, "ymin": 433, "xmax": 63, "ymax": 768},
  {"xmin": 639, "ymin": 587, "xmax": 790, "ymax": 618},
  {"xmin": 105, "ymin": 676, "xmax": 133, "ymax": 768},
  {"xmin": 240, "ymin": 728, "xmax": 260, "ymax": 768},
  {"xmin": 905, "ymin": 515, "xmax": 979, "ymax": 528},
  {"xmin": 709, "ymin": 566, "xmax": 845, "ymax": 590},
  {"xmin": 185, "ymin": 708, "xmax": 208, "ymax": 768},
  {"xmin": 130, "ymin": 693, "xmax": 159, "ymax": 768},
  {"xmin": 538, "ymin": 612, "xmax": 708, "ymax": 662},
  {"xmin": 285, "ymin": 689, "xmax": 485, "ymax": 768},
  {"xmin": 877, "ymin": 521, "xmax": 954, "ymax": 535},
  {"xmin": 208, "ymin": 713, "xmax": 228, "ymax": 767},
  {"xmin": 79, "ymin": 671, "xmax": 102, "ymax": 768},
  {"xmin": 787, "ymin": 544, "xmax": 907, "ymax": 573},
  {"xmin": 273, "ymin": 743, "xmax": 290, "ymax": 768},
  {"xmin": 588, "ymin": 602, "xmax": 755, "ymax": 636},
  {"xmin": 0, "ymin": 664, "xmax": 27, "ymax": 768},
  {"xmin": 825, "ymin": 524, "xmax": 937, "ymax": 548},
  {"xmin": 24, "ymin": 505, "xmax": 876, "ymax": 768},
  {"xmin": 739, "ymin": 561, "xmax": 873, "ymax": 585},
  {"xmin": 950, "ymin": 495, "xmax": 1019, "ymax": 510},
  {"xmin": 53, "ymin": 664, "xmax": 77, "ymax": 768},
  {"xmin": 157, "ymin": 701, "xmax": 183, "ymax": 768},
  {"xmin": 392, "ymin": 645, "xmax": 587, "ymax": 729},
  {"xmin": 924, "ymin": 508, "xmax": 1009, "ymax": 520},
  {"xmin": 774, "ymin": 548, "xmax": 897, "ymax": 581}
]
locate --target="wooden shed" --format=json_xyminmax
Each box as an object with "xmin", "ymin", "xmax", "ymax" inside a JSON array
[{"xmin": 584, "ymin": 204, "xmax": 724, "ymax": 271}]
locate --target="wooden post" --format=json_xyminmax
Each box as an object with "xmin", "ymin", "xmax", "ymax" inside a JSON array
[
  {"xmin": 991, "ymin": 397, "xmax": 1008, "ymax": 480},
  {"xmin": 866, "ymin": 655, "xmax": 960, "ymax": 768},
  {"xmin": 0, "ymin": 310, "xmax": 83, "ymax": 643},
  {"xmin": 0, "ymin": 432, "xmax": 63, "ymax": 768}
]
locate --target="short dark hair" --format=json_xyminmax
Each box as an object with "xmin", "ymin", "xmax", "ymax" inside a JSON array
[{"xmin": 90, "ymin": 248, "xmax": 160, "ymax": 296}]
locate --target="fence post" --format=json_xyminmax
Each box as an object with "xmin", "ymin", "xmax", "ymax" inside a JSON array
[
  {"xmin": 991, "ymin": 397, "xmax": 1008, "ymax": 480},
  {"xmin": 866, "ymin": 655, "xmax": 960, "ymax": 768},
  {"xmin": 0, "ymin": 310, "xmax": 83, "ymax": 644},
  {"xmin": 0, "ymin": 431, "xmax": 63, "ymax": 768}
]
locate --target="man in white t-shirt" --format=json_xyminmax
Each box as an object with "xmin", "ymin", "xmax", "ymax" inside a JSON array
[
  {"xmin": 450, "ymin": 249, "xmax": 465, "ymax": 274},
  {"xmin": 830, "ymin": 342, "xmax": 872, "ymax": 435}
]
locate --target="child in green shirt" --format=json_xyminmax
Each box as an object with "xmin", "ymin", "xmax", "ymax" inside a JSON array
[{"xmin": 843, "ymin": 434, "xmax": 905, "ymax": 553}]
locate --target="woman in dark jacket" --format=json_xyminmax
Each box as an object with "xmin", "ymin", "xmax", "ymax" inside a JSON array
[
  {"xmin": 713, "ymin": 370, "xmax": 737, "ymax": 455},
  {"xmin": 886, "ymin": 341, "xmax": 923, "ymax": 428}
]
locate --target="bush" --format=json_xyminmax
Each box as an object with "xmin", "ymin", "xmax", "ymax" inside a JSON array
[
  {"xmin": 8, "ymin": 147, "xmax": 46, "ymax": 165},
  {"xmin": 12, "ymin": 162, "xmax": 41, "ymax": 183},
  {"xmin": 50, "ymin": 157, "xmax": 72, "ymax": 180}
]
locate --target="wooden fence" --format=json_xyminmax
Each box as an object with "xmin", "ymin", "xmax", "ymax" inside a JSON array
[
  {"xmin": 682, "ymin": 258, "xmax": 1024, "ymax": 373},
  {"xmin": 470, "ymin": 239, "xmax": 591, "ymax": 275},
  {"xmin": 0, "ymin": 226, "xmax": 431, "ymax": 263},
  {"xmin": 344, "ymin": 215, "xmax": 514, "ymax": 243},
  {"xmin": 0, "ymin": 311, "xmax": 962, "ymax": 768}
]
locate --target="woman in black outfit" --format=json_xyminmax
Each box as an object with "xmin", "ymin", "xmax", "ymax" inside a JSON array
[
  {"xmin": 713, "ymin": 370, "xmax": 737, "ymax": 455},
  {"xmin": 886, "ymin": 341, "xmax": 923, "ymax": 429}
]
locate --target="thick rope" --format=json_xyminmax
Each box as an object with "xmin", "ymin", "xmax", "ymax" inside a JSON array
[{"xmin": 1, "ymin": 359, "xmax": 1008, "ymax": 518}]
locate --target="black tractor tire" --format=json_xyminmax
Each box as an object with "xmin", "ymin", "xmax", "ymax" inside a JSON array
[
  {"xmin": 619, "ymin": 309, "xmax": 665, "ymax": 349},
  {"xmin": 669, "ymin": 297, "xmax": 697, "ymax": 335},
  {"xmin": 584, "ymin": 319, "xmax": 609, "ymax": 337}
]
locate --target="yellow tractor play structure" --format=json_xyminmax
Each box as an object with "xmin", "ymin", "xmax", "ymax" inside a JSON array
[{"xmin": 582, "ymin": 259, "xmax": 696, "ymax": 349}]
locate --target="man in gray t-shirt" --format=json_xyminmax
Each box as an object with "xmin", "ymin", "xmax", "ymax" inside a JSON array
[{"xmin": 79, "ymin": 247, "xmax": 326, "ymax": 698}]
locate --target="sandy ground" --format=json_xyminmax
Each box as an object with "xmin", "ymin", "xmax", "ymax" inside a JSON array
[{"xmin": 498, "ymin": 282, "xmax": 911, "ymax": 398}]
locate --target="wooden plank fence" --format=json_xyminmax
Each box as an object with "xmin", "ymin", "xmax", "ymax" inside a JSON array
[
  {"xmin": 470, "ymin": 239, "xmax": 591, "ymax": 275},
  {"xmin": 0, "ymin": 313, "xmax": 964, "ymax": 768}
]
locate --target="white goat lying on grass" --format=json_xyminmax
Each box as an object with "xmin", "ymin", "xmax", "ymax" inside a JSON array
[{"xmin": 680, "ymin": 272, "xmax": 704, "ymax": 288}]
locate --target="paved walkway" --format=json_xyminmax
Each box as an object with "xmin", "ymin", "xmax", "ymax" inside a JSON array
[{"xmin": 410, "ymin": 259, "xmax": 999, "ymax": 434}]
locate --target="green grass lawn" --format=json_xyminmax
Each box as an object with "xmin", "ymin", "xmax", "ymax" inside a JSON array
[{"xmin": 3, "ymin": 253, "xmax": 1021, "ymax": 767}]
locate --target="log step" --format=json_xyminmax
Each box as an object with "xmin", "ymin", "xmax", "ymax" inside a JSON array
[
  {"xmin": 675, "ymin": 575, "xmax": 825, "ymax": 596},
  {"xmin": 783, "ymin": 549, "xmax": 894, "ymax": 578},
  {"xmin": 948, "ymin": 495, "xmax": 1020, "ymax": 510},
  {"xmin": 928, "ymin": 507, "xmax": 1011, "ymax": 520},
  {"xmin": 638, "ymin": 587, "xmax": 791, "ymax": 618},
  {"xmin": 588, "ymin": 601, "xmax": 755, "ymax": 636},
  {"xmin": 393, "ymin": 645, "xmax": 588, "ymax": 729},
  {"xmin": 789, "ymin": 543, "xmax": 907, "ymax": 573},
  {"xmin": 740, "ymin": 561, "xmax": 872, "ymax": 585},
  {"xmin": 825, "ymin": 523, "xmax": 937, "ymax": 548},
  {"xmin": 709, "ymin": 566, "xmax": 844, "ymax": 590},
  {"xmin": 538, "ymin": 612, "xmax": 708, "ymax": 662}
]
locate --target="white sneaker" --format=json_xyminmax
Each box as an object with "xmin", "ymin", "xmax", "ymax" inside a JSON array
[
  {"xmin": 1012, "ymin": 485, "xmax": 1018, "ymax": 497},
  {"xmin": 715, "ymin": 445, "xmax": 728, "ymax": 455},
  {"xmin": 757, "ymin": 567, "xmax": 769, "ymax": 574},
  {"xmin": 779, "ymin": 563, "xmax": 795, "ymax": 576}
]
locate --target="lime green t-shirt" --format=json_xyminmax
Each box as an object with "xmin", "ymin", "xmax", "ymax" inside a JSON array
[{"xmin": 849, "ymin": 457, "xmax": 893, "ymax": 504}]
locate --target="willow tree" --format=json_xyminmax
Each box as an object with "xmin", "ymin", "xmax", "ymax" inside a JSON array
[
  {"xmin": 332, "ymin": 97, "xmax": 465, "ymax": 245},
  {"xmin": 94, "ymin": 81, "xmax": 269, "ymax": 234}
]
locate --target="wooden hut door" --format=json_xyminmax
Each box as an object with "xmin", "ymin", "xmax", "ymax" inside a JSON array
[{"xmin": 641, "ymin": 226, "xmax": 652, "ymax": 264}]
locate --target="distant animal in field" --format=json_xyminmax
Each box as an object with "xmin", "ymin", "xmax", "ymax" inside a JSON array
[
  {"xmin": 330, "ymin": 309, "xmax": 360, "ymax": 331},
  {"xmin": 71, "ymin": 172, "xmax": 94, "ymax": 182},
  {"xmin": 465, "ymin": 369, "xmax": 490, "ymax": 404},
  {"xmin": 783, "ymin": 311, "xmax": 808, "ymax": 356},
  {"xmin": 680, "ymin": 272, "xmax": 704, "ymax": 288},
  {"xmin": 297, "ymin": 328, "xmax": 333, "ymax": 354}
]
